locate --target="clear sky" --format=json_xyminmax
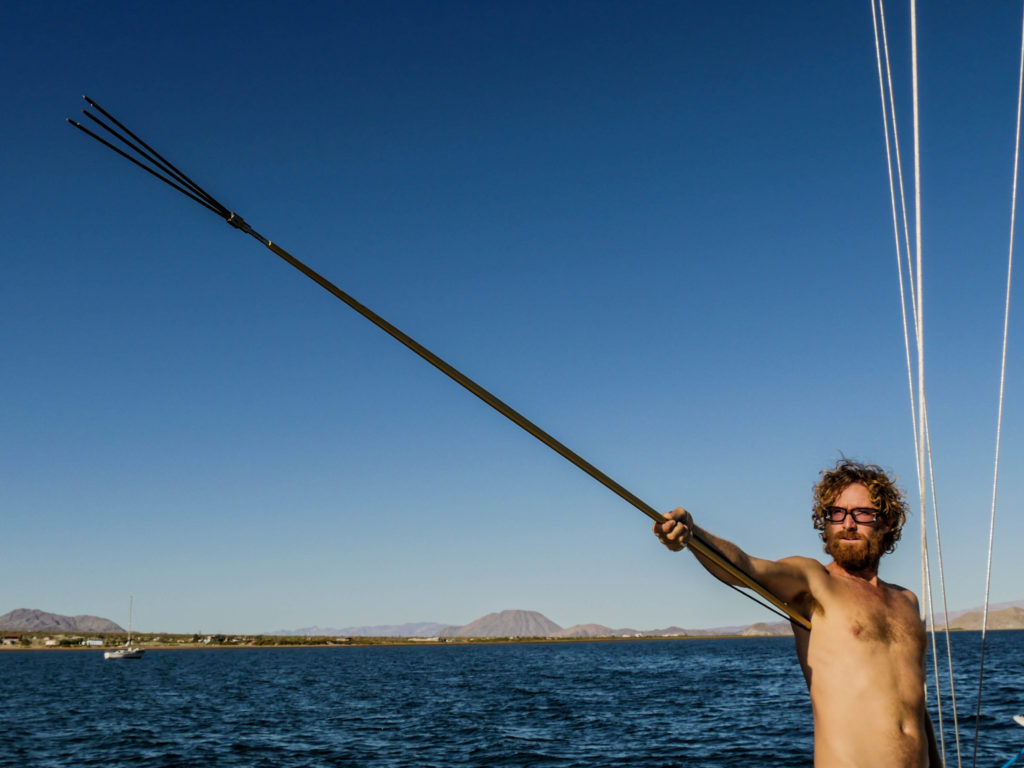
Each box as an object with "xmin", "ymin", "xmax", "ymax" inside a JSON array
[{"xmin": 3, "ymin": 2, "xmax": 1023, "ymax": 635}]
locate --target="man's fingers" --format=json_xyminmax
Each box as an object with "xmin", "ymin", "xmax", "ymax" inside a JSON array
[
  {"xmin": 654, "ymin": 521, "xmax": 675, "ymax": 540},
  {"xmin": 654, "ymin": 509, "xmax": 692, "ymax": 551},
  {"xmin": 664, "ymin": 524, "xmax": 688, "ymax": 549}
]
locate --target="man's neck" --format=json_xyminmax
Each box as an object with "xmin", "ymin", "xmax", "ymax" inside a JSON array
[{"xmin": 828, "ymin": 560, "xmax": 882, "ymax": 585}]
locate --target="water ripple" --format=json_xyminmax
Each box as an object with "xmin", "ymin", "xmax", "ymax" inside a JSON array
[{"xmin": 1, "ymin": 633, "xmax": 1021, "ymax": 766}]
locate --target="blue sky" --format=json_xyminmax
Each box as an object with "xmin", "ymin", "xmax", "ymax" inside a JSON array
[{"xmin": 3, "ymin": 1, "xmax": 1023, "ymax": 634}]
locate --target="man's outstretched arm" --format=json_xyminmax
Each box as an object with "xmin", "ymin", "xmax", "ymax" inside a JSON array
[{"xmin": 653, "ymin": 507, "xmax": 820, "ymax": 609}]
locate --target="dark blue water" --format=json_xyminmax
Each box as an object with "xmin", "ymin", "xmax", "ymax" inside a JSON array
[{"xmin": 1, "ymin": 633, "xmax": 1021, "ymax": 767}]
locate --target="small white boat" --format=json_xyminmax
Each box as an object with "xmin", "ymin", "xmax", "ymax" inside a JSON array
[
  {"xmin": 103, "ymin": 646, "xmax": 143, "ymax": 660},
  {"xmin": 1014, "ymin": 714, "xmax": 1024, "ymax": 728},
  {"xmin": 104, "ymin": 596, "xmax": 144, "ymax": 660}
]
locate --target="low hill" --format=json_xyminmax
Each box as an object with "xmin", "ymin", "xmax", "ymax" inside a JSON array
[
  {"xmin": 436, "ymin": 613, "xmax": 795, "ymax": 639},
  {"xmin": 554, "ymin": 623, "xmax": 639, "ymax": 638},
  {"xmin": 270, "ymin": 622, "xmax": 453, "ymax": 638},
  {"xmin": 944, "ymin": 606, "xmax": 1024, "ymax": 630},
  {"xmin": 0, "ymin": 608, "xmax": 124, "ymax": 633},
  {"xmin": 440, "ymin": 610, "xmax": 561, "ymax": 638},
  {"xmin": 639, "ymin": 626, "xmax": 691, "ymax": 637},
  {"xmin": 740, "ymin": 621, "xmax": 794, "ymax": 637}
]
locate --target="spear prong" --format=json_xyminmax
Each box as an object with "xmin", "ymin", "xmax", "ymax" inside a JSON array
[
  {"xmin": 66, "ymin": 117, "xmax": 227, "ymax": 217},
  {"xmin": 81, "ymin": 95, "xmax": 226, "ymax": 213}
]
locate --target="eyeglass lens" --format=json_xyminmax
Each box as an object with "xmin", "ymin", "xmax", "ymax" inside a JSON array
[{"xmin": 826, "ymin": 506, "xmax": 878, "ymax": 523}]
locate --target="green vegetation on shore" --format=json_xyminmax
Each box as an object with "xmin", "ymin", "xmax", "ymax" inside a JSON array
[{"xmin": 1, "ymin": 630, "xmax": 789, "ymax": 650}]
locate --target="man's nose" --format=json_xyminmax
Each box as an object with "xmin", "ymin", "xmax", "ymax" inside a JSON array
[{"xmin": 842, "ymin": 514, "xmax": 858, "ymax": 530}]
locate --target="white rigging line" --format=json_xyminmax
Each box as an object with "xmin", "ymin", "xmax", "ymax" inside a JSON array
[
  {"xmin": 908, "ymin": 3, "xmax": 963, "ymax": 762},
  {"xmin": 871, "ymin": 1, "xmax": 963, "ymax": 764},
  {"xmin": 972, "ymin": 8, "xmax": 1024, "ymax": 767},
  {"xmin": 870, "ymin": 6, "xmax": 947, "ymax": 762},
  {"xmin": 924, "ymin": 412, "xmax": 960, "ymax": 766},
  {"xmin": 871, "ymin": 0, "xmax": 917, "ymax": 449},
  {"xmin": 908, "ymin": 8, "xmax": 962, "ymax": 768}
]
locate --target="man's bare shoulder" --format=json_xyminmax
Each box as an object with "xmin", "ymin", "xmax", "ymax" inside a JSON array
[
  {"xmin": 769, "ymin": 557, "xmax": 828, "ymax": 621},
  {"xmin": 777, "ymin": 555, "xmax": 828, "ymax": 575},
  {"xmin": 771, "ymin": 556, "xmax": 831, "ymax": 592}
]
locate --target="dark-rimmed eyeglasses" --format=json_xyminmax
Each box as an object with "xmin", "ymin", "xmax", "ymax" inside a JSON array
[{"xmin": 825, "ymin": 506, "xmax": 879, "ymax": 524}]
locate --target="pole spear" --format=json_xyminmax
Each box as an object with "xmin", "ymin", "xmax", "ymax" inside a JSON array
[{"xmin": 67, "ymin": 95, "xmax": 811, "ymax": 631}]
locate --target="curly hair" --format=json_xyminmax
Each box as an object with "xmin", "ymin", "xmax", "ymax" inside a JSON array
[{"xmin": 812, "ymin": 459, "xmax": 908, "ymax": 555}]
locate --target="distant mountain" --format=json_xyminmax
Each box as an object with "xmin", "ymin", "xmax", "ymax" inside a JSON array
[
  {"xmin": 435, "ymin": 612, "xmax": 799, "ymax": 638},
  {"xmin": 555, "ymin": 623, "xmax": 634, "ymax": 638},
  {"xmin": 638, "ymin": 626, "xmax": 692, "ymax": 637},
  {"xmin": 932, "ymin": 600, "xmax": 1024, "ymax": 626},
  {"xmin": 439, "ymin": 610, "xmax": 562, "ymax": 638},
  {"xmin": 269, "ymin": 622, "xmax": 453, "ymax": 638},
  {"xmin": 18, "ymin": 599, "xmax": 1023, "ymax": 640},
  {"xmin": 943, "ymin": 606, "xmax": 1024, "ymax": 630},
  {"xmin": 673, "ymin": 624, "xmax": 753, "ymax": 637},
  {"xmin": 0, "ymin": 608, "xmax": 123, "ymax": 633},
  {"xmin": 740, "ymin": 621, "xmax": 795, "ymax": 637}
]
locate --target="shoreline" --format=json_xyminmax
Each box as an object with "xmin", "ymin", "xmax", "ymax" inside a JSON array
[
  {"xmin": 0, "ymin": 633, "xmax": 789, "ymax": 651},
  {"xmin": 2, "ymin": 627, "xmax": 1011, "ymax": 652}
]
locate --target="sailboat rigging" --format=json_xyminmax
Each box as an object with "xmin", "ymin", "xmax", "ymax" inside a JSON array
[
  {"xmin": 871, "ymin": 0, "xmax": 1021, "ymax": 765},
  {"xmin": 104, "ymin": 596, "xmax": 144, "ymax": 660}
]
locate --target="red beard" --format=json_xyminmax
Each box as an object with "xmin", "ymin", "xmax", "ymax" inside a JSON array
[{"xmin": 824, "ymin": 529, "xmax": 883, "ymax": 572}]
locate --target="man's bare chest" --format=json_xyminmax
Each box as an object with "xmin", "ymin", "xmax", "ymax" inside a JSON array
[{"xmin": 814, "ymin": 580, "xmax": 924, "ymax": 649}]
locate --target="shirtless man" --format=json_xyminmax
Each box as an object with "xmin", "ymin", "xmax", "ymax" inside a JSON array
[{"xmin": 654, "ymin": 459, "xmax": 941, "ymax": 767}]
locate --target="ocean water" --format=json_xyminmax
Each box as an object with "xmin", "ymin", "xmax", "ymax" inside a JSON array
[{"xmin": 1, "ymin": 632, "xmax": 1021, "ymax": 767}]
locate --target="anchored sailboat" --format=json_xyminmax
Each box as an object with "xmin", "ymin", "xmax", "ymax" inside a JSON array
[{"xmin": 104, "ymin": 596, "xmax": 144, "ymax": 660}]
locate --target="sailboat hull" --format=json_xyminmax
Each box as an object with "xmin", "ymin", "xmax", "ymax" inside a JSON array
[{"xmin": 104, "ymin": 648, "xmax": 144, "ymax": 660}]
